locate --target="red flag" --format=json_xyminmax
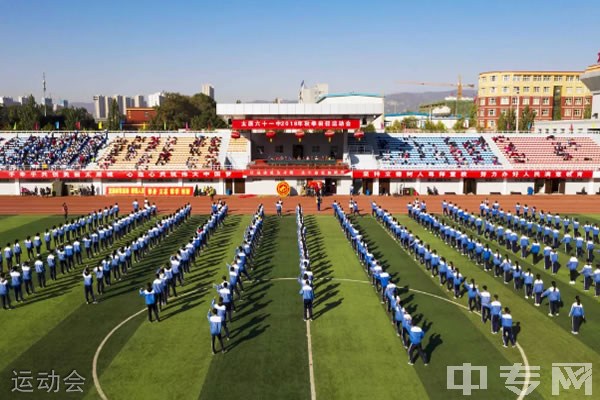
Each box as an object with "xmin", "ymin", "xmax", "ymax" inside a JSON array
[
  {"xmin": 75, "ymin": 121, "xmax": 81, "ymax": 130},
  {"xmin": 34, "ymin": 122, "xmax": 39, "ymax": 131}
]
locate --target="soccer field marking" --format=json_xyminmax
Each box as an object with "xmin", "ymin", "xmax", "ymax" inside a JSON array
[
  {"xmin": 373, "ymin": 217, "xmax": 531, "ymax": 400},
  {"xmin": 306, "ymin": 320, "xmax": 317, "ymax": 400},
  {"xmin": 92, "ymin": 288, "xmax": 201, "ymax": 400},
  {"xmin": 272, "ymin": 276, "xmax": 531, "ymax": 400}
]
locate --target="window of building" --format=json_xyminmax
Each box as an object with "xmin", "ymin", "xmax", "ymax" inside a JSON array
[
  {"xmin": 585, "ymin": 98, "xmax": 591, "ymax": 105},
  {"xmin": 479, "ymin": 98, "xmax": 485, "ymax": 105},
  {"xmin": 533, "ymin": 86, "xmax": 540, "ymax": 93},
  {"xmin": 574, "ymin": 109, "xmax": 582, "ymax": 117},
  {"xmin": 541, "ymin": 109, "xmax": 550, "ymax": 116},
  {"xmin": 533, "ymin": 98, "xmax": 540, "ymax": 105},
  {"xmin": 500, "ymin": 97, "xmax": 509, "ymax": 105},
  {"xmin": 488, "ymin": 109, "xmax": 496, "ymax": 117},
  {"xmin": 489, "ymin": 87, "xmax": 497, "ymax": 94},
  {"xmin": 554, "ymin": 75, "xmax": 562, "ymax": 82},
  {"xmin": 513, "ymin": 75, "xmax": 521, "ymax": 82},
  {"xmin": 489, "ymin": 98, "xmax": 497, "ymax": 105},
  {"xmin": 522, "ymin": 75, "xmax": 531, "ymax": 82},
  {"xmin": 564, "ymin": 109, "xmax": 572, "ymax": 117},
  {"xmin": 479, "ymin": 110, "xmax": 485, "ymax": 116},
  {"xmin": 576, "ymin": 87, "xmax": 583, "ymax": 94},
  {"xmin": 543, "ymin": 75, "xmax": 551, "ymax": 81},
  {"xmin": 522, "ymin": 98, "xmax": 530, "ymax": 105},
  {"xmin": 512, "ymin": 97, "xmax": 518, "ymax": 105},
  {"xmin": 574, "ymin": 98, "xmax": 582, "ymax": 105},
  {"xmin": 543, "ymin": 86, "xmax": 550, "ymax": 93},
  {"xmin": 490, "ymin": 75, "xmax": 497, "ymax": 82},
  {"xmin": 488, "ymin": 120, "xmax": 495, "ymax": 128},
  {"xmin": 565, "ymin": 98, "xmax": 573, "ymax": 105},
  {"xmin": 481, "ymin": 76, "xmax": 487, "ymax": 83},
  {"xmin": 566, "ymin": 87, "xmax": 573, "ymax": 94},
  {"xmin": 502, "ymin": 86, "xmax": 509, "ymax": 93},
  {"xmin": 533, "ymin": 75, "xmax": 541, "ymax": 81},
  {"xmin": 523, "ymin": 86, "xmax": 530, "ymax": 93},
  {"xmin": 542, "ymin": 98, "xmax": 550, "ymax": 105},
  {"xmin": 514, "ymin": 86, "xmax": 520, "ymax": 94},
  {"xmin": 566, "ymin": 76, "xmax": 574, "ymax": 82},
  {"xmin": 503, "ymin": 74, "xmax": 510, "ymax": 82}
]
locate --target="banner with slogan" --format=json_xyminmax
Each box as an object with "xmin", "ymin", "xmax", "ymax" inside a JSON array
[
  {"xmin": 352, "ymin": 170, "xmax": 594, "ymax": 180},
  {"xmin": 231, "ymin": 119, "xmax": 361, "ymax": 130},
  {"xmin": 105, "ymin": 186, "xmax": 194, "ymax": 196}
]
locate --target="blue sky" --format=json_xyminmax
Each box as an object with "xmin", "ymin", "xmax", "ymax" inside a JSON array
[{"xmin": 1, "ymin": 0, "xmax": 599, "ymax": 103}]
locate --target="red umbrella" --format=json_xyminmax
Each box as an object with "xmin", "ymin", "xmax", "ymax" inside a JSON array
[
  {"xmin": 295, "ymin": 130, "xmax": 305, "ymax": 142},
  {"xmin": 324, "ymin": 130, "xmax": 335, "ymax": 142}
]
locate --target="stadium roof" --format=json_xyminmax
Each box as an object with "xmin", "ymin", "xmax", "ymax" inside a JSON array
[{"xmin": 316, "ymin": 92, "xmax": 382, "ymax": 103}]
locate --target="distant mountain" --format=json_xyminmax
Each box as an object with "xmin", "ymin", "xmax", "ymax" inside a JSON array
[
  {"xmin": 384, "ymin": 89, "xmax": 476, "ymax": 114},
  {"xmin": 71, "ymin": 102, "xmax": 94, "ymax": 114}
]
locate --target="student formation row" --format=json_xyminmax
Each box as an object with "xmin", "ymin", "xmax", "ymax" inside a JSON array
[
  {"xmin": 332, "ymin": 201, "xmax": 428, "ymax": 365},
  {"xmin": 0, "ymin": 202, "xmax": 159, "ymax": 309}
]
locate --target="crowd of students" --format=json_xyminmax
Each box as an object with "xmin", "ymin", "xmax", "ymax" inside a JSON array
[
  {"xmin": 207, "ymin": 204, "xmax": 263, "ymax": 354},
  {"xmin": 138, "ymin": 201, "xmax": 227, "ymax": 323},
  {"xmin": 373, "ymin": 201, "xmax": 522, "ymax": 346},
  {"xmin": 0, "ymin": 201, "xmax": 157, "ymax": 310},
  {"xmin": 334, "ymin": 201, "xmax": 428, "ymax": 365},
  {"xmin": 296, "ymin": 205, "xmax": 315, "ymax": 321},
  {"xmin": 382, "ymin": 198, "xmax": 587, "ymax": 335}
]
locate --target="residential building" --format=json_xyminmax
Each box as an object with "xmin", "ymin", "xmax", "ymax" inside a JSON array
[
  {"xmin": 299, "ymin": 83, "xmax": 329, "ymax": 104},
  {"xmin": 148, "ymin": 91, "xmax": 165, "ymax": 107},
  {"xmin": 0, "ymin": 97, "xmax": 16, "ymax": 106},
  {"xmin": 202, "ymin": 84, "xmax": 215, "ymax": 99},
  {"xmin": 133, "ymin": 95, "xmax": 147, "ymax": 108},
  {"xmin": 477, "ymin": 70, "xmax": 592, "ymax": 130},
  {"xmin": 93, "ymin": 95, "xmax": 109, "ymax": 120}
]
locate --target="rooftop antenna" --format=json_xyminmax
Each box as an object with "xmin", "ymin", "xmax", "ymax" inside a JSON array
[{"xmin": 42, "ymin": 72, "xmax": 47, "ymax": 117}]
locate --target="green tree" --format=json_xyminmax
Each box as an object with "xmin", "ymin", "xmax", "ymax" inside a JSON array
[
  {"xmin": 385, "ymin": 120, "xmax": 403, "ymax": 133},
  {"xmin": 60, "ymin": 107, "xmax": 95, "ymax": 130},
  {"xmin": 584, "ymin": 105, "xmax": 592, "ymax": 119},
  {"xmin": 364, "ymin": 123, "xmax": 376, "ymax": 132},
  {"xmin": 17, "ymin": 95, "xmax": 42, "ymax": 130},
  {"xmin": 107, "ymin": 99, "xmax": 123, "ymax": 130},
  {"xmin": 519, "ymin": 105, "xmax": 536, "ymax": 132},
  {"xmin": 423, "ymin": 120, "xmax": 437, "ymax": 132},
  {"xmin": 453, "ymin": 118, "xmax": 466, "ymax": 132},
  {"xmin": 150, "ymin": 92, "xmax": 226, "ymax": 131},
  {"xmin": 497, "ymin": 109, "xmax": 516, "ymax": 131},
  {"xmin": 402, "ymin": 116, "xmax": 418, "ymax": 129}
]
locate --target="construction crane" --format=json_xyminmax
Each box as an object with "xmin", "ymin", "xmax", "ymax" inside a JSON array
[{"xmin": 396, "ymin": 75, "xmax": 475, "ymax": 100}]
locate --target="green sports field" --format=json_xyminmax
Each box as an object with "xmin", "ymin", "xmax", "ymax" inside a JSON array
[{"xmin": 0, "ymin": 210, "xmax": 598, "ymax": 399}]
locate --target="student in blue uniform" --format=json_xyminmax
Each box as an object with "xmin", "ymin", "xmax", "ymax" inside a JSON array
[
  {"xmin": 490, "ymin": 295, "xmax": 502, "ymax": 334},
  {"xmin": 300, "ymin": 281, "xmax": 314, "ymax": 321},
  {"xmin": 0, "ymin": 273, "xmax": 12, "ymax": 309},
  {"xmin": 568, "ymin": 296, "xmax": 585, "ymax": 335},
  {"xmin": 139, "ymin": 283, "xmax": 159, "ymax": 322},
  {"xmin": 207, "ymin": 308, "xmax": 226, "ymax": 354},
  {"xmin": 501, "ymin": 307, "xmax": 516, "ymax": 347},
  {"xmin": 407, "ymin": 325, "xmax": 428, "ymax": 366},
  {"xmin": 542, "ymin": 281, "xmax": 561, "ymax": 317},
  {"xmin": 83, "ymin": 267, "xmax": 97, "ymax": 304},
  {"xmin": 10, "ymin": 267, "xmax": 23, "ymax": 303}
]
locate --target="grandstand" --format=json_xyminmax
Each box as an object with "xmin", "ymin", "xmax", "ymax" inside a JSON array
[
  {"xmin": 96, "ymin": 134, "xmax": 222, "ymax": 170},
  {"xmin": 348, "ymin": 133, "xmax": 501, "ymax": 169},
  {"xmin": 492, "ymin": 135, "xmax": 600, "ymax": 167},
  {"xmin": 0, "ymin": 132, "xmax": 108, "ymax": 170}
]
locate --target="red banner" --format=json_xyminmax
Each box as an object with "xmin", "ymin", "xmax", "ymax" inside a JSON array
[
  {"xmin": 0, "ymin": 170, "xmax": 245, "ymax": 180},
  {"xmin": 352, "ymin": 170, "xmax": 594, "ymax": 180},
  {"xmin": 231, "ymin": 119, "xmax": 361, "ymax": 130},
  {"xmin": 0, "ymin": 169, "xmax": 593, "ymax": 181},
  {"xmin": 105, "ymin": 186, "xmax": 194, "ymax": 196}
]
